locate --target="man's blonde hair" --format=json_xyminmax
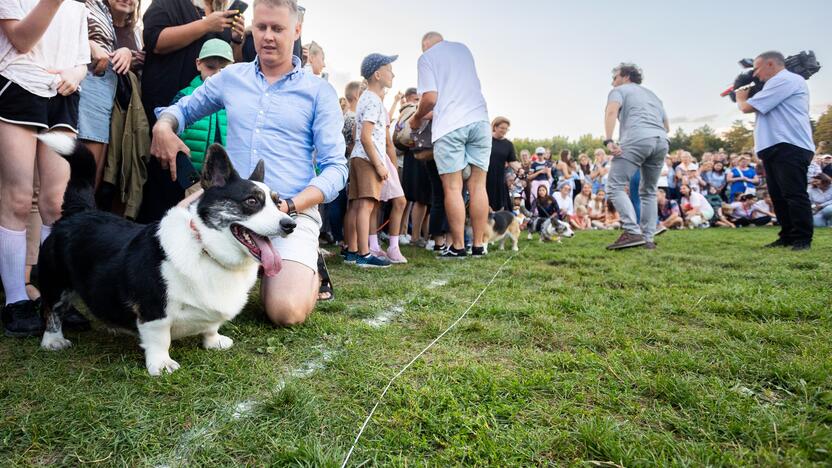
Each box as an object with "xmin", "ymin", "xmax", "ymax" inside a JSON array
[{"xmin": 252, "ymin": 0, "xmax": 298, "ymax": 17}]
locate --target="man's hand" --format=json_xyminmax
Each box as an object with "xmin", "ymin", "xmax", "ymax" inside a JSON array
[
  {"xmin": 734, "ymin": 88, "xmax": 749, "ymax": 102},
  {"xmin": 202, "ymin": 10, "xmax": 236, "ymax": 33},
  {"xmin": 607, "ymin": 141, "xmax": 622, "ymax": 157},
  {"xmin": 151, "ymin": 117, "xmax": 190, "ymax": 181},
  {"xmin": 110, "ymin": 47, "xmax": 132, "ymax": 74},
  {"xmin": 374, "ymin": 161, "xmax": 389, "ymax": 181}
]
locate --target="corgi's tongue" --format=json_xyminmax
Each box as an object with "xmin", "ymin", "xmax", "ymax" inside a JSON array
[{"xmin": 253, "ymin": 235, "xmax": 282, "ymax": 277}]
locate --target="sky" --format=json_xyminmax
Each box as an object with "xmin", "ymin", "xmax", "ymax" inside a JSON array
[{"xmin": 284, "ymin": 0, "xmax": 830, "ymax": 140}]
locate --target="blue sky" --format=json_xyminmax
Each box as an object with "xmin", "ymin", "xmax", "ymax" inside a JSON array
[{"xmin": 274, "ymin": 0, "xmax": 831, "ymax": 139}]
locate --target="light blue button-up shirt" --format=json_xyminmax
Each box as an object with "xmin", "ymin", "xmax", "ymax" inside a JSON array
[
  {"xmin": 747, "ymin": 69, "xmax": 815, "ymax": 154},
  {"xmin": 156, "ymin": 56, "xmax": 347, "ymax": 202}
]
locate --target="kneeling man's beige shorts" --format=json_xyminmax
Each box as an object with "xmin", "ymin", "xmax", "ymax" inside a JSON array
[{"xmin": 270, "ymin": 207, "xmax": 321, "ymax": 272}]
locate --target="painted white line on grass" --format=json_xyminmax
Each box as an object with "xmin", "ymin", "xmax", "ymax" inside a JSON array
[
  {"xmin": 340, "ymin": 249, "xmax": 523, "ymax": 468},
  {"xmin": 161, "ymin": 277, "xmax": 449, "ymax": 466}
]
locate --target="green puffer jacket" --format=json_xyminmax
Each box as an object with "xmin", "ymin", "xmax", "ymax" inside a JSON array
[{"xmin": 172, "ymin": 76, "xmax": 227, "ymax": 171}]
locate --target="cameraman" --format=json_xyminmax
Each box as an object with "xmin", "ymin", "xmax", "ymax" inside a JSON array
[{"xmin": 736, "ymin": 51, "xmax": 815, "ymax": 251}]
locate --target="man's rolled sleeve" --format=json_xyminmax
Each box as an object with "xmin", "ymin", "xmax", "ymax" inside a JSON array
[
  {"xmin": 154, "ymin": 70, "xmax": 226, "ymax": 134},
  {"xmin": 747, "ymin": 76, "xmax": 792, "ymax": 115},
  {"xmin": 309, "ymin": 83, "xmax": 347, "ymax": 202},
  {"xmin": 417, "ymin": 55, "xmax": 437, "ymax": 94}
]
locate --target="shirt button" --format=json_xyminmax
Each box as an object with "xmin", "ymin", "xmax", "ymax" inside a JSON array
[
  {"xmin": 253, "ymin": 149, "xmax": 258, "ymax": 154},
  {"xmin": 265, "ymin": 93, "xmax": 270, "ymax": 97},
  {"xmin": 259, "ymin": 111, "xmax": 263, "ymax": 115},
  {"xmin": 255, "ymin": 129, "xmax": 260, "ymax": 133}
]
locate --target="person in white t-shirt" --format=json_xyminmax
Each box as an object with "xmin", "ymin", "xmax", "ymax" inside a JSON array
[
  {"xmin": 553, "ymin": 183, "xmax": 574, "ymax": 217},
  {"xmin": 409, "ymin": 31, "xmax": 490, "ymax": 259},
  {"xmin": 0, "ymin": 0, "xmax": 90, "ymax": 337},
  {"xmin": 679, "ymin": 183, "xmax": 714, "ymax": 228}
]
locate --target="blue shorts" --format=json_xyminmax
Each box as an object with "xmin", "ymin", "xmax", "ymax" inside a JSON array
[
  {"xmin": 77, "ymin": 67, "xmax": 117, "ymax": 143},
  {"xmin": 433, "ymin": 120, "xmax": 492, "ymax": 175}
]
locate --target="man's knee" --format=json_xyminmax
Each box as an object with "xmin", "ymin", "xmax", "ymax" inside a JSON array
[{"xmin": 264, "ymin": 294, "xmax": 314, "ymax": 327}]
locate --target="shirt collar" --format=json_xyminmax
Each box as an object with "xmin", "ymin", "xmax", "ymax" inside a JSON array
[{"xmin": 254, "ymin": 55, "xmax": 303, "ymax": 82}]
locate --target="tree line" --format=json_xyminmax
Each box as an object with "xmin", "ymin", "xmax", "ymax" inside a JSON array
[{"xmin": 513, "ymin": 105, "xmax": 832, "ymax": 159}]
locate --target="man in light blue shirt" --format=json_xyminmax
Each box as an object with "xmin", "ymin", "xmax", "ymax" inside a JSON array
[
  {"xmin": 737, "ymin": 50, "xmax": 815, "ymax": 250},
  {"xmin": 151, "ymin": 0, "xmax": 347, "ymax": 326}
]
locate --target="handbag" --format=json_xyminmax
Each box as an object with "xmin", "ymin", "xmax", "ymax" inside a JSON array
[{"xmin": 411, "ymin": 119, "xmax": 434, "ymax": 161}]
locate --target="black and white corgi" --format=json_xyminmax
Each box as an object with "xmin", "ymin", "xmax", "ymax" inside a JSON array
[{"xmin": 36, "ymin": 134, "xmax": 296, "ymax": 375}]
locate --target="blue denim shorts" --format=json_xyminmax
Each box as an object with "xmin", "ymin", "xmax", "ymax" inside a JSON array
[
  {"xmin": 77, "ymin": 67, "xmax": 117, "ymax": 143},
  {"xmin": 433, "ymin": 120, "xmax": 492, "ymax": 175}
]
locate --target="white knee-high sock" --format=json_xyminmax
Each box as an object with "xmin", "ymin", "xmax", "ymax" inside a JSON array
[
  {"xmin": 40, "ymin": 224, "xmax": 52, "ymax": 245},
  {"xmin": 368, "ymin": 234, "xmax": 380, "ymax": 252},
  {"xmin": 0, "ymin": 225, "xmax": 28, "ymax": 305}
]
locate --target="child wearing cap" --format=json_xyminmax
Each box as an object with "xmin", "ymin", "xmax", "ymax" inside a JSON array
[
  {"xmin": 345, "ymin": 53, "xmax": 406, "ymax": 267},
  {"xmin": 169, "ymin": 39, "xmax": 234, "ymax": 172}
]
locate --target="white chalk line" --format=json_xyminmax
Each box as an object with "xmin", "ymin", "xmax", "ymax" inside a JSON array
[
  {"xmin": 340, "ymin": 249, "xmax": 523, "ymax": 467},
  {"xmin": 159, "ymin": 276, "xmax": 450, "ymax": 467}
]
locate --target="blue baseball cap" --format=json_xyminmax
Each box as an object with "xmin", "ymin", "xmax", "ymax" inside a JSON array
[{"xmin": 361, "ymin": 53, "xmax": 398, "ymax": 80}]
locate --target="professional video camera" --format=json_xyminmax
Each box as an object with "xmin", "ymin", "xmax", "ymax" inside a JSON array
[{"xmin": 720, "ymin": 51, "xmax": 821, "ymax": 102}]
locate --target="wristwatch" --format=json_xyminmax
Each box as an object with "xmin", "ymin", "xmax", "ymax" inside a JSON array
[
  {"xmin": 285, "ymin": 198, "xmax": 297, "ymax": 217},
  {"xmin": 603, "ymin": 139, "xmax": 615, "ymax": 146}
]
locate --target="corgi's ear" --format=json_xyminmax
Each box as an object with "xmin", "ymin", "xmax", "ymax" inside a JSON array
[
  {"xmin": 201, "ymin": 144, "xmax": 239, "ymax": 189},
  {"xmin": 249, "ymin": 159, "xmax": 265, "ymax": 183}
]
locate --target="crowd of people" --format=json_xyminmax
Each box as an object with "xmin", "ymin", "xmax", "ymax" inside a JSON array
[{"xmin": 0, "ymin": 0, "xmax": 827, "ymax": 337}]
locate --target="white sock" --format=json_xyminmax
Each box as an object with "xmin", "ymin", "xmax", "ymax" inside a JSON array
[
  {"xmin": 369, "ymin": 234, "xmax": 380, "ymax": 252},
  {"xmin": 389, "ymin": 235, "xmax": 399, "ymax": 249},
  {"xmin": 0, "ymin": 225, "xmax": 28, "ymax": 305},
  {"xmin": 40, "ymin": 224, "xmax": 53, "ymax": 245}
]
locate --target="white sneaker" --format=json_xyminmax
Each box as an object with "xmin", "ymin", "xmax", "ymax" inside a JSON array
[
  {"xmin": 425, "ymin": 240, "xmax": 435, "ymax": 250},
  {"xmin": 399, "ymin": 235, "xmax": 411, "ymax": 246}
]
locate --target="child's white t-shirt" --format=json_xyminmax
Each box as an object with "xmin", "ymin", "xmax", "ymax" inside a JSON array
[{"xmin": 350, "ymin": 90, "xmax": 387, "ymax": 162}]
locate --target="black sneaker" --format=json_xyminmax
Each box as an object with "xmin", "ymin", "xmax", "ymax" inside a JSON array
[
  {"xmin": 471, "ymin": 246, "xmax": 487, "ymax": 258},
  {"xmin": 437, "ymin": 247, "xmax": 467, "ymax": 259},
  {"xmin": 764, "ymin": 238, "xmax": 792, "ymax": 248},
  {"xmin": 2, "ymin": 299, "xmax": 44, "ymax": 337},
  {"xmin": 791, "ymin": 242, "xmax": 811, "ymax": 251},
  {"xmin": 433, "ymin": 243, "xmax": 447, "ymax": 252}
]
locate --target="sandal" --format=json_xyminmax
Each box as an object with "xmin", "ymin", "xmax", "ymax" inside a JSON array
[{"xmin": 317, "ymin": 252, "xmax": 335, "ymax": 302}]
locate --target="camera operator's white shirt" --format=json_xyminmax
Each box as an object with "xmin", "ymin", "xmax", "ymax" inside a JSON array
[
  {"xmin": 747, "ymin": 69, "xmax": 815, "ymax": 154},
  {"xmin": 417, "ymin": 41, "xmax": 489, "ymax": 143}
]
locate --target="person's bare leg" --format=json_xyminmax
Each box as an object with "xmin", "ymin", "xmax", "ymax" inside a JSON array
[
  {"xmin": 356, "ymin": 198, "xmax": 375, "ymax": 255},
  {"xmin": 343, "ymin": 200, "xmax": 355, "ymax": 250},
  {"xmin": 466, "ymin": 166, "xmax": 488, "ymax": 247},
  {"xmin": 81, "ymin": 140, "xmax": 107, "ymax": 189},
  {"xmin": 36, "ymin": 129, "xmax": 73, "ymax": 226},
  {"xmin": 400, "ymin": 201, "xmax": 412, "ymax": 237},
  {"xmin": 346, "ymin": 200, "xmax": 359, "ymax": 253},
  {"xmin": 388, "ymin": 197, "xmax": 406, "ymax": 236},
  {"xmin": 440, "ymin": 171, "xmax": 465, "ymax": 249},
  {"xmin": 411, "ymin": 202, "xmax": 427, "ymax": 241},
  {"xmin": 262, "ymin": 261, "xmax": 319, "ymax": 326},
  {"xmin": 0, "ymin": 122, "xmax": 38, "ymax": 230}
]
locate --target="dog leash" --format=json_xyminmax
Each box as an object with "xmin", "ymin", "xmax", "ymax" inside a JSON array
[{"xmin": 340, "ymin": 247, "xmax": 524, "ymax": 467}]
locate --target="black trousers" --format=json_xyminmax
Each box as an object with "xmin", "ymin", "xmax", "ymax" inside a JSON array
[
  {"xmin": 759, "ymin": 143, "xmax": 814, "ymax": 244},
  {"xmin": 426, "ymin": 160, "xmax": 448, "ymax": 237},
  {"xmin": 733, "ymin": 215, "xmax": 772, "ymax": 227}
]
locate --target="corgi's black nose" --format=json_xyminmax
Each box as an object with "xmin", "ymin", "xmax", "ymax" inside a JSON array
[{"xmin": 280, "ymin": 217, "xmax": 296, "ymax": 234}]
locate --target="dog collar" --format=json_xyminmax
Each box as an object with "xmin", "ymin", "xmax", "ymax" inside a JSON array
[{"xmin": 189, "ymin": 219, "xmax": 225, "ymax": 265}]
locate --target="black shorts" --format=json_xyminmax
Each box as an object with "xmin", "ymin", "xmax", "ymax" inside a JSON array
[{"xmin": 0, "ymin": 74, "xmax": 80, "ymax": 132}]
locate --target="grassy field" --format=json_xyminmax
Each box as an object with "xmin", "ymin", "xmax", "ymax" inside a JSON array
[{"xmin": 1, "ymin": 227, "xmax": 831, "ymax": 467}]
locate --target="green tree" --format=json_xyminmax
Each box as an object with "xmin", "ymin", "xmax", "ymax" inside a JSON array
[
  {"xmin": 815, "ymin": 105, "xmax": 832, "ymax": 149},
  {"xmin": 721, "ymin": 120, "xmax": 754, "ymax": 154},
  {"xmin": 689, "ymin": 125, "xmax": 725, "ymax": 157},
  {"xmin": 669, "ymin": 127, "xmax": 690, "ymax": 153}
]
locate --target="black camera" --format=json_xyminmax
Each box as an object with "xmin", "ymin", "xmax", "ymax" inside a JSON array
[{"xmin": 722, "ymin": 51, "xmax": 821, "ymax": 102}]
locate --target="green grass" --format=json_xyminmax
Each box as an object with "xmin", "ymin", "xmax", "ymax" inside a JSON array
[{"xmin": 1, "ymin": 227, "xmax": 831, "ymax": 467}]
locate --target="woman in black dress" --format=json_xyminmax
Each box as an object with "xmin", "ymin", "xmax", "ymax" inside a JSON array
[{"xmin": 487, "ymin": 117, "xmax": 520, "ymax": 211}]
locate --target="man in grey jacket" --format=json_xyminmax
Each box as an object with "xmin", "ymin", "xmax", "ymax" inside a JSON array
[{"xmin": 603, "ymin": 63, "xmax": 670, "ymax": 250}]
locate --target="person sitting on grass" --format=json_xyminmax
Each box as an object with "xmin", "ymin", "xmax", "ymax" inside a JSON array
[
  {"xmin": 656, "ymin": 188, "xmax": 683, "ymax": 230},
  {"xmin": 553, "ymin": 182, "xmax": 574, "ymax": 218},
  {"xmin": 170, "ymin": 39, "xmax": 233, "ymax": 172},
  {"xmin": 728, "ymin": 194, "xmax": 772, "ymax": 227},
  {"xmin": 752, "ymin": 190, "xmax": 777, "ymax": 226},
  {"xmin": 569, "ymin": 206, "xmax": 591, "ymax": 231},
  {"xmin": 679, "ymin": 183, "xmax": 714, "ymax": 228},
  {"xmin": 713, "ymin": 203, "xmax": 737, "ymax": 228},
  {"xmin": 588, "ymin": 189, "xmax": 607, "ymax": 226},
  {"xmin": 573, "ymin": 182, "xmax": 593, "ymax": 213},
  {"xmin": 602, "ymin": 200, "xmax": 621, "ymax": 229},
  {"xmin": 809, "ymin": 173, "xmax": 832, "ymax": 227}
]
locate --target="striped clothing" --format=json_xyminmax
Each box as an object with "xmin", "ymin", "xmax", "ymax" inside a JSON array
[{"xmin": 86, "ymin": 0, "xmax": 116, "ymax": 54}]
